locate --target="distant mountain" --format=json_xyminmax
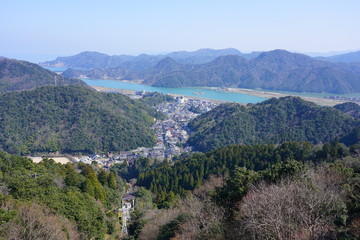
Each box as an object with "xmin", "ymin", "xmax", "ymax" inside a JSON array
[
  {"xmin": 41, "ymin": 51, "xmax": 136, "ymax": 68},
  {"xmin": 316, "ymin": 51, "xmax": 360, "ymax": 63},
  {"xmin": 187, "ymin": 96, "xmax": 358, "ymax": 152},
  {"xmin": 165, "ymin": 48, "xmax": 259, "ymax": 64},
  {"xmin": 50, "ymin": 49, "xmax": 360, "ymax": 94},
  {"xmin": 0, "ymin": 85, "xmax": 158, "ymax": 154},
  {"xmin": 125, "ymin": 50, "xmax": 360, "ymax": 94},
  {"xmin": 0, "ymin": 58, "xmax": 86, "ymax": 93},
  {"xmin": 41, "ymin": 48, "xmax": 259, "ymax": 70}
]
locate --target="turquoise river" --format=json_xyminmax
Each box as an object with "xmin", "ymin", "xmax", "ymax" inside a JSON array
[
  {"xmin": 44, "ymin": 66, "xmax": 360, "ymax": 104},
  {"xmin": 82, "ymin": 79, "xmax": 266, "ymax": 104}
]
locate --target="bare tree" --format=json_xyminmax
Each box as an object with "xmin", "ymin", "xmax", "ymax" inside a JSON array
[
  {"xmin": 1, "ymin": 202, "xmax": 81, "ymax": 240},
  {"xmin": 176, "ymin": 175, "xmax": 225, "ymax": 240},
  {"xmin": 138, "ymin": 175, "xmax": 225, "ymax": 240},
  {"xmin": 236, "ymin": 168, "xmax": 346, "ymax": 240},
  {"xmin": 138, "ymin": 208, "xmax": 182, "ymax": 240},
  {"xmin": 176, "ymin": 195, "xmax": 225, "ymax": 240}
]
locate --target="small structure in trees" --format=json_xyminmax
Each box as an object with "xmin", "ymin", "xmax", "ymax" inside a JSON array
[{"xmin": 119, "ymin": 194, "xmax": 135, "ymax": 235}]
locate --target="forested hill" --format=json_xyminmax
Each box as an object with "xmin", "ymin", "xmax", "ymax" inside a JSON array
[
  {"xmin": 0, "ymin": 58, "xmax": 86, "ymax": 93},
  {"xmin": 0, "ymin": 85, "xmax": 158, "ymax": 154},
  {"xmin": 0, "ymin": 150, "xmax": 126, "ymax": 239},
  {"xmin": 334, "ymin": 102, "xmax": 360, "ymax": 119},
  {"xmin": 187, "ymin": 96, "xmax": 359, "ymax": 152}
]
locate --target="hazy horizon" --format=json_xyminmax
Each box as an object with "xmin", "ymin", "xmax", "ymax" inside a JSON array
[{"xmin": 1, "ymin": 0, "xmax": 359, "ymax": 63}]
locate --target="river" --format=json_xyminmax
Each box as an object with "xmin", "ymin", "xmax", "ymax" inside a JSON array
[{"xmin": 82, "ymin": 79, "xmax": 266, "ymax": 104}]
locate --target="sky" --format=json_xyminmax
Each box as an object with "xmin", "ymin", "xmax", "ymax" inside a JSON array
[{"xmin": 1, "ymin": 0, "xmax": 359, "ymax": 62}]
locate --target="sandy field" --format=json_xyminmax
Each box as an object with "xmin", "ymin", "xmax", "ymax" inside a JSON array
[
  {"xmin": 227, "ymin": 87, "xmax": 356, "ymax": 106},
  {"xmin": 29, "ymin": 157, "xmax": 71, "ymax": 164}
]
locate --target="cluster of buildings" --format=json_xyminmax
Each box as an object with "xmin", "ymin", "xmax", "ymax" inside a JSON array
[
  {"xmin": 153, "ymin": 96, "xmax": 218, "ymax": 148},
  {"xmin": 74, "ymin": 95, "xmax": 218, "ymax": 167},
  {"xmin": 324, "ymin": 95, "xmax": 360, "ymax": 103}
]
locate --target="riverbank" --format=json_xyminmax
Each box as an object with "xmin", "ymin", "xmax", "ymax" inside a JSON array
[
  {"xmin": 87, "ymin": 78, "xmax": 358, "ymax": 106},
  {"xmin": 226, "ymin": 88, "xmax": 353, "ymax": 106}
]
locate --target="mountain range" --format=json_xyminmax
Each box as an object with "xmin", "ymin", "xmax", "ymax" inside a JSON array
[
  {"xmin": 0, "ymin": 57, "xmax": 86, "ymax": 93},
  {"xmin": 128, "ymin": 50, "xmax": 360, "ymax": 93},
  {"xmin": 58, "ymin": 49, "xmax": 360, "ymax": 94},
  {"xmin": 42, "ymin": 48, "xmax": 261, "ymax": 70}
]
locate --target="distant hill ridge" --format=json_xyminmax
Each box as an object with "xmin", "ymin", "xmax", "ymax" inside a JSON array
[
  {"xmin": 48, "ymin": 49, "xmax": 360, "ymax": 94},
  {"xmin": 41, "ymin": 48, "xmax": 260, "ymax": 69},
  {"xmin": 128, "ymin": 50, "xmax": 360, "ymax": 93},
  {"xmin": 315, "ymin": 51, "xmax": 360, "ymax": 63},
  {"xmin": 187, "ymin": 96, "xmax": 359, "ymax": 152},
  {"xmin": 0, "ymin": 58, "xmax": 86, "ymax": 93}
]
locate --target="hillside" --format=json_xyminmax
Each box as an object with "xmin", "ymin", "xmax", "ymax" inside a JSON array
[
  {"xmin": 0, "ymin": 151, "xmax": 126, "ymax": 239},
  {"xmin": 0, "ymin": 85, "xmax": 158, "ymax": 154},
  {"xmin": 0, "ymin": 58, "xmax": 86, "ymax": 93},
  {"xmin": 132, "ymin": 142, "xmax": 360, "ymax": 239},
  {"xmin": 132, "ymin": 50, "xmax": 360, "ymax": 94},
  {"xmin": 187, "ymin": 96, "xmax": 358, "ymax": 152},
  {"xmin": 334, "ymin": 102, "xmax": 360, "ymax": 119}
]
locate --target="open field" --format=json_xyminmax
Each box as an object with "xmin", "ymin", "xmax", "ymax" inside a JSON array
[
  {"xmin": 29, "ymin": 156, "xmax": 72, "ymax": 164},
  {"xmin": 227, "ymin": 88, "xmax": 354, "ymax": 106}
]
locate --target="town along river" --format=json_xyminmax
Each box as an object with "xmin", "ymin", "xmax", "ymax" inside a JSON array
[{"xmin": 82, "ymin": 79, "xmax": 266, "ymax": 104}]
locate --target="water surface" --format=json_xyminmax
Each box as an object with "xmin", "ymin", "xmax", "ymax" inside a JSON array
[{"xmin": 83, "ymin": 79, "xmax": 266, "ymax": 104}]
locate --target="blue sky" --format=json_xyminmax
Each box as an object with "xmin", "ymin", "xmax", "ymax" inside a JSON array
[{"xmin": 1, "ymin": 0, "xmax": 359, "ymax": 62}]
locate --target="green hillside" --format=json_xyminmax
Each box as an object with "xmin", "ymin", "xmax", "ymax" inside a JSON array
[
  {"xmin": 0, "ymin": 85, "xmax": 158, "ymax": 154},
  {"xmin": 0, "ymin": 151, "xmax": 126, "ymax": 239},
  {"xmin": 132, "ymin": 142, "xmax": 360, "ymax": 239},
  {"xmin": 334, "ymin": 102, "xmax": 360, "ymax": 119},
  {"xmin": 0, "ymin": 58, "xmax": 85, "ymax": 93},
  {"xmin": 187, "ymin": 97, "xmax": 358, "ymax": 152}
]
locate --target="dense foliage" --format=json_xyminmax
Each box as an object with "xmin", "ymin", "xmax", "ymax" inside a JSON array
[
  {"xmin": 0, "ymin": 151, "xmax": 126, "ymax": 239},
  {"xmin": 187, "ymin": 96, "xmax": 358, "ymax": 152},
  {"xmin": 0, "ymin": 85, "xmax": 158, "ymax": 154},
  {"xmin": 0, "ymin": 58, "xmax": 85, "ymax": 93},
  {"xmin": 130, "ymin": 141, "xmax": 360, "ymax": 239},
  {"xmin": 334, "ymin": 102, "xmax": 360, "ymax": 119},
  {"xmin": 137, "ymin": 141, "xmax": 350, "ymax": 207},
  {"xmin": 139, "ymin": 92, "xmax": 175, "ymax": 107}
]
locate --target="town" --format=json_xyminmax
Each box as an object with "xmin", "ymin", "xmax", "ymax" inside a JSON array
[{"xmin": 74, "ymin": 93, "xmax": 218, "ymax": 167}]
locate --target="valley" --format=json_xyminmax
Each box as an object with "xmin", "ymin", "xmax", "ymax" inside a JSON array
[
  {"xmin": 2, "ymin": 0, "xmax": 360, "ymax": 238},
  {"xmin": 0, "ymin": 52, "xmax": 360, "ymax": 239}
]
